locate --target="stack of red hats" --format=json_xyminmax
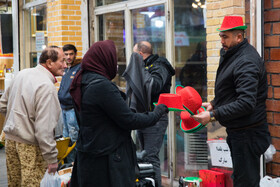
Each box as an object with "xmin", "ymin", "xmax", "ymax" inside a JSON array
[{"xmin": 154, "ymin": 85, "xmax": 207, "ymax": 133}]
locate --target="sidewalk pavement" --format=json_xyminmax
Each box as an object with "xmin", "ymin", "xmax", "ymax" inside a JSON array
[{"xmin": 0, "ymin": 147, "xmax": 8, "ymax": 187}]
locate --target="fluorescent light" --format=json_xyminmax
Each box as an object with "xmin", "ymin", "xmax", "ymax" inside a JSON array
[{"xmin": 140, "ymin": 11, "xmax": 155, "ymax": 18}]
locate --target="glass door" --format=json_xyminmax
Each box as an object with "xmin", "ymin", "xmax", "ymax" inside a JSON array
[
  {"xmin": 131, "ymin": 4, "xmax": 168, "ymax": 177},
  {"xmin": 173, "ymin": 0, "xmax": 208, "ymax": 180},
  {"xmin": 21, "ymin": 2, "xmax": 47, "ymax": 69},
  {"xmin": 132, "ymin": 5, "xmax": 166, "ymax": 57},
  {"xmin": 92, "ymin": 1, "xmax": 171, "ymax": 185},
  {"xmin": 98, "ymin": 11, "xmax": 126, "ymax": 91}
]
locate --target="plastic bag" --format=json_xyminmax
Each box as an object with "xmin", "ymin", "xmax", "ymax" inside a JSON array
[
  {"xmin": 264, "ymin": 144, "xmax": 276, "ymax": 163},
  {"xmin": 40, "ymin": 170, "xmax": 61, "ymax": 187},
  {"xmin": 260, "ymin": 176, "xmax": 280, "ymax": 187}
]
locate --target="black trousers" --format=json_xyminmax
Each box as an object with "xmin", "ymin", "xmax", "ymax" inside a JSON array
[
  {"xmin": 226, "ymin": 124, "xmax": 271, "ymax": 187},
  {"xmin": 137, "ymin": 114, "xmax": 168, "ymax": 187}
]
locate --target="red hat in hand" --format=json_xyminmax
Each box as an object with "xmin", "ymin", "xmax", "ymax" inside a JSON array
[
  {"xmin": 180, "ymin": 106, "xmax": 207, "ymax": 133},
  {"xmin": 175, "ymin": 85, "xmax": 202, "ymax": 115},
  {"xmin": 154, "ymin": 93, "xmax": 185, "ymax": 111}
]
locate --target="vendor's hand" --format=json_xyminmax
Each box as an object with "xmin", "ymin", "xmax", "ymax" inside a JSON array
[
  {"xmin": 202, "ymin": 102, "xmax": 213, "ymax": 111},
  {"xmin": 191, "ymin": 111, "xmax": 210, "ymax": 125},
  {"xmin": 48, "ymin": 162, "xmax": 58, "ymax": 174}
]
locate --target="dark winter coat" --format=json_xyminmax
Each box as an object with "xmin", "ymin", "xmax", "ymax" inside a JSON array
[
  {"xmin": 144, "ymin": 54, "xmax": 175, "ymax": 110},
  {"xmin": 212, "ymin": 38, "xmax": 268, "ymax": 131},
  {"xmin": 72, "ymin": 72, "xmax": 165, "ymax": 187}
]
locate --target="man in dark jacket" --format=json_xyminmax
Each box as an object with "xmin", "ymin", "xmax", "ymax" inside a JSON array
[
  {"xmin": 192, "ymin": 16, "xmax": 271, "ymax": 186},
  {"xmin": 131, "ymin": 41, "xmax": 175, "ymax": 187},
  {"xmin": 58, "ymin": 44, "xmax": 81, "ymax": 163}
]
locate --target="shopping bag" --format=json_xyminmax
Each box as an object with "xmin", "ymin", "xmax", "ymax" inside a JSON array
[
  {"xmin": 264, "ymin": 144, "xmax": 276, "ymax": 163},
  {"xmin": 40, "ymin": 170, "xmax": 61, "ymax": 187},
  {"xmin": 260, "ymin": 176, "xmax": 280, "ymax": 187}
]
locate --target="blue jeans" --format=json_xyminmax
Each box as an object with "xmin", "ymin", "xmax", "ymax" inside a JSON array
[{"xmin": 62, "ymin": 108, "xmax": 79, "ymax": 163}]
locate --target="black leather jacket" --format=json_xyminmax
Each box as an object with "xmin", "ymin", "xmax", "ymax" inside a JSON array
[{"xmin": 212, "ymin": 39, "xmax": 268, "ymax": 130}]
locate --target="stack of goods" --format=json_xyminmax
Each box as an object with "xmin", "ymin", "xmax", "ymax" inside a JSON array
[
  {"xmin": 154, "ymin": 85, "xmax": 208, "ymax": 133},
  {"xmin": 58, "ymin": 167, "xmax": 72, "ymax": 187}
]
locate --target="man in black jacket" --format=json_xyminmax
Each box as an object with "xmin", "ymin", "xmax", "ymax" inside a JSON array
[
  {"xmin": 192, "ymin": 16, "xmax": 271, "ymax": 186},
  {"xmin": 131, "ymin": 41, "xmax": 175, "ymax": 187}
]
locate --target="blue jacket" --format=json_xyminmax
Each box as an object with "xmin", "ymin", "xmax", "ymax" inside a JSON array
[{"xmin": 58, "ymin": 60, "xmax": 81, "ymax": 110}]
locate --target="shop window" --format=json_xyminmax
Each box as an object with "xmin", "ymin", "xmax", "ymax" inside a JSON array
[
  {"xmin": 174, "ymin": 0, "xmax": 208, "ymax": 179},
  {"xmin": 31, "ymin": 5, "xmax": 47, "ymax": 37},
  {"xmin": 0, "ymin": 2, "xmax": 13, "ymax": 93},
  {"xmin": 132, "ymin": 5, "xmax": 166, "ymax": 57},
  {"xmin": 98, "ymin": 11, "xmax": 126, "ymax": 91},
  {"xmin": 132, "ymin": 4, "xmax": 169, "ymax": 176},
  {"xmin": 96, "ymin": 0, "xmax": 127, "ymax": 6},
  {"xmin": 21, "ymin": 3, "xmax": 47, "ymax": 68}
]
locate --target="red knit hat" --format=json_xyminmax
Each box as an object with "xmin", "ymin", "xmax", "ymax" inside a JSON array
[
  {"xmin": 154, "ymin": 93, "xmax": 185, "ymax": 111},
  {"xmin": 217, "ymin": 16, "xmax": 247, "ymax": 31},
  {"xmin": 175, "ymin": 85, "xmax": 202, "ymax": 115}
]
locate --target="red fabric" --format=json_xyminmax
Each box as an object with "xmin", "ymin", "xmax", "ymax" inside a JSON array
[
  {"xmin": 194, "ymin": 106, "xmax": 206, "ymax": 115},
  {"xmin": 219, "ymin": 16, "xmax": 244, "ymax": 31},
  {"xmin": 177, "ymin": 86, "xmax": 202, "ymax": 113},
  {"xmin": 155, "ymin": 93, "xmax": 185, "ymax": 110},
  {"xmin": 180, "ymin": 111, "xmax": 200, "ymax": 131},
  {"xmin": 199, "ymin": 169, "xmax": 225, "ymax": 187},
  {"xmin": 70, "ymin": 40, "xmax": 117, "ymax": 111}
]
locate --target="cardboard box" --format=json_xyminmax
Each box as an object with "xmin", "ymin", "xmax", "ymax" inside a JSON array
[{"xmin": 58, "ymin": 167, "xmax": 73, "ymax": 176}]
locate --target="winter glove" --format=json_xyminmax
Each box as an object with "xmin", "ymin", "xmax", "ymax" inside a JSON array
[{"xmin": 153, "ymin": 104, "xmax": 169, "ymax": 116}]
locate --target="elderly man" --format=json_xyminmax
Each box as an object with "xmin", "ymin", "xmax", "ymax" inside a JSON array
[
  {"xmin": 192, "ymin": 16, "xmax": 271, "ymax": 186},
  {"xmin": 0, "ymin": 46, "xmax": 67, "ymax": 186}
]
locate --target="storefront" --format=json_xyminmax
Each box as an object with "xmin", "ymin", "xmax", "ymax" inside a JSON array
[
  {"xmin": 10, "ymin": 0, "xmax": 279, "ymax": 185},
  {"xmin": 90, "ymin": 0, "xmax": 211, "ymax": 185}
]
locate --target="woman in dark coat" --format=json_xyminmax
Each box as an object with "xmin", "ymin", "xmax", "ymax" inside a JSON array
[{"xmin": 70, "ymin": 40, "xmax": 168, "ymax": 187}]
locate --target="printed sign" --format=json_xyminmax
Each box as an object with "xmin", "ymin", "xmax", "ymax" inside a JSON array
[
  {"xmin": 174, "ymin": 32, "xmax": 190, "ymax": 46},
  {"xmin": 36, "ymin": 32, "xmax": 45, "ymax": 52},
  {"xmin": 207, "ymin": 139, "xmax": 233, "ymax": 168}
]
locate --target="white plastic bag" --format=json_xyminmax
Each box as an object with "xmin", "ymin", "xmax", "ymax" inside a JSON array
[
  {"xmin": 264, "ymin": 144, "xmax": 276, "ymax": 163},
  {"xmin": 40, "ymin": 170, "xmax": 61, "ymax": 187},
  {"xmin": 260, "ymin": 176, "xmax": 280, "ymax": 187}
]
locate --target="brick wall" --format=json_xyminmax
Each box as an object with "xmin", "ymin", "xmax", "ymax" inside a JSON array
[
  {"xmin": 47, "ymin": 0, "xmax": 83, "ymax": 58},
  {"xmin": 264, "ymin": 0, "xmax": 280, "ymax": 177},
  {"xmin": 206, "ymin": 0, "xmax": 245, "ymax": 101},
  {"xmin": 47, "ymin": 0, "xmax": 83, "ymax": 89}
]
